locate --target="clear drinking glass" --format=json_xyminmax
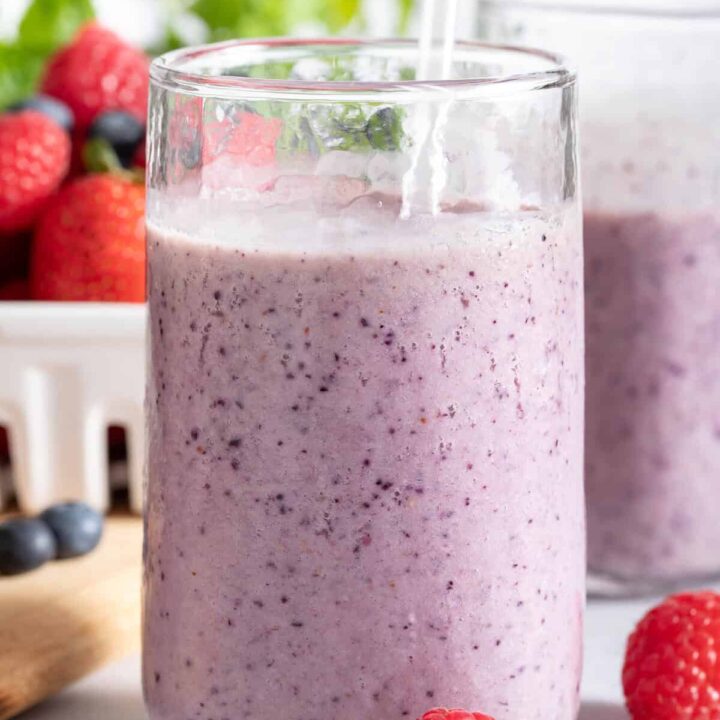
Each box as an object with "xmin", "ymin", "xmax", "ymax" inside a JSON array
[
  {"xmin": 144, "ymin": 39, "xmax": 584, "ymax": 719},
  {"xmin": 477, "ymin": 1, "xmax": 720, "ymax": 595}
]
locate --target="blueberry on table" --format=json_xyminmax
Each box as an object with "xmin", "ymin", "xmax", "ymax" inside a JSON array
[
  {"xmin": 87, "ymin": 110, "xmax": 145, "ymax": 168},
  {"xmin": 8, "ymin": 94, "xmax": 74, "ymax": 133},
  {"xmin": 40, "ymin": 502, "xmax": 104, "ymax": 560},
  {"xmin": 0, "ymin": 518, "xmax": 57, "ymax": 575}
]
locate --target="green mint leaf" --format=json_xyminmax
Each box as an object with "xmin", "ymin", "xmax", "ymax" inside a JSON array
[
  {"xmin": 189, "ymin": 0, "xmax": 244, "ymax": 37},
  {"xmin": 277, "ymin": 104, "xmax": 404, "ymax": 156},
  {"xmin": 188, "ymin": 0, "xmax": 242, "ymax": 32},
  {"xmin": 189, "ymin": 0, "xmax": 362, "ymax": 39},
  {"xmin": 158, "ymin": 25, "xmax": 187, "ymax": 53},
  {"xmin": 0, "ymin": 43, "xmax": 44, "ymax": 109},
  {"xmin": 228, "ymin": 61, "xmax": 296, "ymax": 81},
  {"xmin": 326, "ymin": 0, "xmax": 362, "ymax": 31},
  {"xmin": 365, "ymin": 107, "xmax": 403, "ymax": 151},
  {"xmin": 283, "ymin": 0, "xmax": 361, "ymax": 33},
  {"xmin": 18, "ymin": 0, "xmax": 95, "ymax": 56},
  {"xmin": 398, "ymin": 0, "xmax": 415, "ymax": 33},
  {"xmin": 190, "ymin": 0, "xmax": 286, "ymax": 38},
  {"xmin": 0, "ymin": 0, "xmax": 95, "ymax": 108}
]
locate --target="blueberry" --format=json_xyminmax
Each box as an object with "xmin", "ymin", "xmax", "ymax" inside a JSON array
[
  {"xmin": 179, "ymin": 132, "xmax": 202, "ymax": 170},
  {"xmin": 87, "ymin": 111, "xmax": 145, "ymax": 168},
  {"xmin": 40, "ymin": 502, "xmax": 104, "ymax": 559},
  {"xmin": 8, "ymin": 94, "xmax": 74, "ymax": 133},
  {"xmin": 0, "ymin": 518, "xmax": 57, "ymax": 575}
]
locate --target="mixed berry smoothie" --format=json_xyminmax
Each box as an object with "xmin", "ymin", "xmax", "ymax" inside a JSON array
[
  {"xmin": 585, "ymin": 210, "xmax": 720, "ymax": 584},
  {"xmin": 143, "ymin": 196, "xmax": 585, "ymax": 720}
]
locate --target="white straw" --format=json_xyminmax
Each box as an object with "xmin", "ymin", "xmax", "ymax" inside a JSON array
[
  {"xmin": 441, "ymin": 0, "xmax": 459, "ymax": 79},
  {"xmin": 403, "ymin": 0, "xmax": 459, "ymax": 218},
  {"xmin": 416, "ymin": 0, "xmax": 436, "ymax": 80}
]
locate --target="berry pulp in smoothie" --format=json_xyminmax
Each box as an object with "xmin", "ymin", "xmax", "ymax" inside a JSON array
[{"xmin": 143, "ymin": 198, "xmax": 585, "ymax": 720}]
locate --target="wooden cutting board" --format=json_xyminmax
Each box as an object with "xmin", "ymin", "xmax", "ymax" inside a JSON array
[{"xmin": 0, "ymin": 516, "xmax": 142, "ymax": 719}]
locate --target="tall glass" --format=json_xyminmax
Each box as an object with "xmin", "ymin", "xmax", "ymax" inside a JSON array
[
  {"xmin": 144, "ymin": 39, "xmax": 584, "ymax": 719},
  {"xmin": 477, "ymin": 1, "xmax": 720, "ymax": 595}
]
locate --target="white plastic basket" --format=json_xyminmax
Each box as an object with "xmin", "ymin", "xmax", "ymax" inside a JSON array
[{"xmin": 0, "ymin": 302, "xmax": 146, "ymax": 514}]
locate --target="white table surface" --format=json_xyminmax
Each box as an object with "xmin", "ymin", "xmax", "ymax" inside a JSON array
[{"xmin": 20, "ymin": 590, "xmax": 698, "ymax": 720}]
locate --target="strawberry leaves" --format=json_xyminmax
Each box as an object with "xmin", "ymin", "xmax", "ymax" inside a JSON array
[
  {"xmin": 18, "ymin": 0, "xmax": 94, "ymax": 56},
  {"xmin": 0, "ymin": 0, "xmax": 95, "ymax": 109}
]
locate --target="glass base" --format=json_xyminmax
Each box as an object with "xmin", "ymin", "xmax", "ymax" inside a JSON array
[{"xmin": 588, "ymin": 568, "xmax": 720, "ymax": 600}]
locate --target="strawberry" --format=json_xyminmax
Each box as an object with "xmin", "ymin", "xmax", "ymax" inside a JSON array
[
  {"xmin": 0, "ymin": 427, "xmax": 8, "ymax": 465},
  {"xmin": 31, "ymin": 174, "xmax": 145, "ymax": 302},
  {"xmin": 132, "ymin": 139, "xmax": 146, "ymax": 169},
  {"xmin": 0, "ymin": 232, "xmax": 31, "ymax": 284},
  {"xmin": 623, "ymin": 591, "xmax": 720, "ymax": 720},
  {"xmin": 420, "ymin": 709, "xmax": 495, "ymax": 720},
  {"xmin": 202, "ymin": 111, "xmax": 282, "ymax": 167},
  {"xmin": 0, "ymin": 278, "xmax": 30, "ymax": 301},
  {"xmin": 41, "ymin": 24, "xmax": 149, "ymax": 131},
  {"xmin": 0, "ymin": 111, "xmax": 71, "ymax": 234}
]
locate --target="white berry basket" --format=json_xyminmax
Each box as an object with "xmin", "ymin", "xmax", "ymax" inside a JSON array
[{"xmin": 0, "ymin": 302, "xmax": 146, "ymax": 514}]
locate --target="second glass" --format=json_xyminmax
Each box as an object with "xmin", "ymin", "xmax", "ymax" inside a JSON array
[
  {"xmin": 144, "ymin": 39, "xmax": 584, "ymax": 719},
  {"xmin": 479, "ymin": 0, "xmax": 720, "ymax": 594}
]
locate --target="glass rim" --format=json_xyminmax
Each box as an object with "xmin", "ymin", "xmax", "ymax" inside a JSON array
[
  {"xmin": 150, "ymin": 37, "xmax": 574, "ymax": 103},
  {"xmin": 477, "ymin": 0, "xmax": 720, "ymax": 19}
]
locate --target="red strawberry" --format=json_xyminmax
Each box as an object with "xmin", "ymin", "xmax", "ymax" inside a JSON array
[
  {"xmin": 623, "ymin": 591, "xmax": 720, "ymax": 720},
  {"xmin": 0, "ymin": 428, "xmax": 8, "ymax": 464},
  {"xmin": 0, "ymin": 278, "xmax": 30, "ymax": 301},
  {"xmin": 202, "ymin": 111, "xmax": 282, "ymax": 167},
  {"xmin": 41, "ymin": 24, "xmax": 149, "ymax": 130},
  {"xmin": 31, "ymin": 174, "xmax": 145, "ymax": 302},
  {"xmin": 420, "ymin": 709, "xmax": 495, "ymax": 720},
  {"xmin": 0, "ymin": 111, "xmax": 71, "ymax": 234},
  {"xmin": 0, "ymin": 233, "xmax": 31, "ymax": 283},
  {"xmin": 132, "ymin": 139, "xmax": 146, "ymax": 169}
]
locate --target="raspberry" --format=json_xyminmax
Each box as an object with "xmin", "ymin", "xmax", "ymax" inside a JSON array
[
  {"xmin": 0, "ymin": 111, "xmax": 71, "ymax": 233},
  {"xmin": 623, "ymin": 591, "xmax": 720, "ymax": 720},
  {"xmin": 41, "ymin": 24, "xmax": 149, "ymax": 130},
  {"xmin": 420, "ymin": 708, "xmax": 495, "ymax": 720}
]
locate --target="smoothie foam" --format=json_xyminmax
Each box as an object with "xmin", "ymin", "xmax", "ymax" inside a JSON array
[{"xmin": 144, "ymin": 196, "xmax": 585, "ymax": 720}]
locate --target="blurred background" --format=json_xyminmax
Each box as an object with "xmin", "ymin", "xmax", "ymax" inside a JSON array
[
  {"xmin": 0, "ymin": 0, "xmax": 419, "ymax": 56},
  {"xmin": 0, "ymin": 0, "xmax": 421, "ymax": 109}
]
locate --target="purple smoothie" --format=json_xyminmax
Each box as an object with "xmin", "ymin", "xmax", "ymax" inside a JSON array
[
  {"xmin": 143, "ymin": 198, "xmax": 585, "ymax": 720},
  {"xmin": 585, "ymin": 210, "xmax": 720, "ymax": 585}
]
